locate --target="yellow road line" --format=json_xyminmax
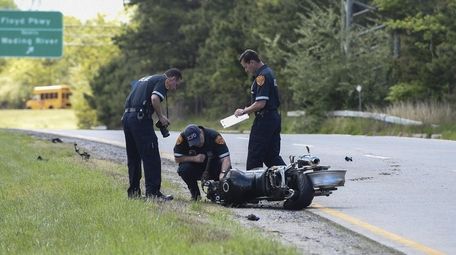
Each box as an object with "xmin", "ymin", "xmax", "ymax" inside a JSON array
[{"xmin": 312, "ymin": 203, "xmax": 445, "ymax": 255}]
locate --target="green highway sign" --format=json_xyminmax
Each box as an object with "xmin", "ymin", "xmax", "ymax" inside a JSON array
[{"xmin": 0, "ymin": 11, "xmax": 63, "ymax": 58}]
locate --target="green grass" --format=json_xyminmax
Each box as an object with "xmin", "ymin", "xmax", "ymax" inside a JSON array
[
  {"xmin": 0, "ymin": 130, "xmax": 297, "ymax": 255},
  {"xmin": 0, "ymin": 109, "xmax": 77, "ymax": 129}
]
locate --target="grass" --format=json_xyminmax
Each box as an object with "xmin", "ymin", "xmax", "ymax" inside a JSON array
[
  {"xmin": 368, "ymin": 101, "xmax": 456, "ymax": 125},
  {"xmin": 0, "ymin": 129, "xmax": 297, "ymax": 255},
  {"xmin": 0, "ymin": 109, "xmax": 77, "ymax": 129}
]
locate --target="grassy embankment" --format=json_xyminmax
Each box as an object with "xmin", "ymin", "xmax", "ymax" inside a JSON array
[
  {"xmin": 0, "ymin": 109, "xmax": 77, "ymax": 129},
  {"xmin": 0, "ymin": 130, "xmax": 296, "ymax": 254}
]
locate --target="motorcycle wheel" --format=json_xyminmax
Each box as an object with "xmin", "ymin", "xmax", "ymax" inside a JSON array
[{"xmin": 283, "ymin": 173, "xmax": 314, "ymax": 210}]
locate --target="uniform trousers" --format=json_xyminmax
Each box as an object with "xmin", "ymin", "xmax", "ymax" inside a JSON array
[
  {"xmin": 122, "ymin": 112, "xmax": 161, "ymax": 197},
  {"xmin": 177, "ymin": 157, "xmax": 221, "ymax": 199},
  {"xmin": 247, "ymin": 110, "xmax": 286, "ymax": 170}
]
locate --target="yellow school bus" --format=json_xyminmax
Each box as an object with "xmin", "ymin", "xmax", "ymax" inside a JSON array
[{"xmin": 25, "ymin": 85, "xmax": 72, "ymax": 109}]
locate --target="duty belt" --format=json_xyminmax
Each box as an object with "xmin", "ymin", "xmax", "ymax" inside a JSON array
[
  {"xmin": 255, "ymin": 109, "xmax": 278, "ymax": 116},
  {"xmin": 124, "ymin": 108, "xmax": 142, "ymax": 113}
]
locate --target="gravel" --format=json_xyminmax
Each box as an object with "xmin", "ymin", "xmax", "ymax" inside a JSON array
[{"xmin": 23, "ymin": 130, "xmax": 403, "ymax": 255}]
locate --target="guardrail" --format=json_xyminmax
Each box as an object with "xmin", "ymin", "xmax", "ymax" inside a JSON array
[{"xmin": 287, "ymin": 110, "xmax": 423, "ymax": 126}]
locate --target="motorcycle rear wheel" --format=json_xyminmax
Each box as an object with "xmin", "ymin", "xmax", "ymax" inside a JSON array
[{"xmin": 283, "ymin": 173, "xmax": 314, "ymax": 210}]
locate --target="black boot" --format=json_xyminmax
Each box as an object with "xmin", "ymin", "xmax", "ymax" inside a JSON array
[
  {"xmin": 147, "ymin": 191, "xmax": 173, "ymax": 201},
  {"xmin": 127, "ymin": 187, "xmax": 141, "ymax": 199},
  {"xmin": 190, "ymin": 188, "xmax": 201, "ymax": 201}
]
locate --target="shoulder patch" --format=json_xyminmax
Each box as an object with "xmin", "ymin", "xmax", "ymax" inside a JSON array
[
  {"xmin": 256, "ymin": 75, "xmax": 265, "ymax": 86},
  {"xmin": 215, "ymin": 135, "xmax": 225, "ymax": 145},
  {"xmin": 176, "ymin": 134, "xmax": 184, "ymax": 145}
]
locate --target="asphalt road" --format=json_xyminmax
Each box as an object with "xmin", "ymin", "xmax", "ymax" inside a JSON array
[{"xmin": 30, "ymin": 129, "xmax": 456, "ymax": 255}]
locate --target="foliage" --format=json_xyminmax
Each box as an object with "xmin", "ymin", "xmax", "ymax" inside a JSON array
[
  {"xmin": 0, "ymin": 15, "xmax": 121, "ymax": 128},
  {"xmin": 284, "ymin": 2, "xmax": 391, "ymax": 118},
  {"xmin": 0, "ymin": 0, "xmax": 15, "ymax": 9},
  {"xmin": 2, "ymin": 0, "xmax": 456, "ymax": 130},
  {"xmin": 386, "ymin": 81, "xmax": 428, "ymax": 102},
  {"xmin": 373, "ymin": 0, "xmax": 456, "ymax": 102}
]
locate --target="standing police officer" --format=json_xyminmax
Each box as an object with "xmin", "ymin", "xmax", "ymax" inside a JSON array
[
  {"xmin": 174, "ymin": 124, "xmax": 231, "ymax": 201},
  {"xmin": 234, "ymin": 49, "xmax": 286, "ymax": 170},
  {"xmin": 122, "ymin": 68, "xmax": 182, "ymax": 200}
]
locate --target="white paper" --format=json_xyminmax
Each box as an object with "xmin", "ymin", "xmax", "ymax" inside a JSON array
[{"xmin": 220, "ymin": 114, "xmax": 249, "ymax": 128}]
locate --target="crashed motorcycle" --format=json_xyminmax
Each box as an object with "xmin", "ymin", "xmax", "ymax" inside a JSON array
[{"xmin": 202, "ymin": 147, "xmax": 346, "ymax": 210}]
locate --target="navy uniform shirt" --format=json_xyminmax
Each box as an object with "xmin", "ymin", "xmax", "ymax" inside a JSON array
[
  {"xmin": 174, "ymin": 127, "xmax": 230, "ymax": 160},
  {"xmin": 124, "ymin": 74, "xmax": 168, "ymax": 113},
  {"xmin": 251, "ymin": 64, "xmax": 280, "ymax": 111}
]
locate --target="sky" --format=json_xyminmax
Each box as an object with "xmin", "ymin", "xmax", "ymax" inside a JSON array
[{"xmin": 13, "ymin": 0, "xmax": 125, "ymax": 21}]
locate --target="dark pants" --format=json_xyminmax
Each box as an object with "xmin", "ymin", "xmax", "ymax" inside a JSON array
[
  {"xmin": 122, "ymin": 112, "xmax": 161, "ymax": 197},
  {"xmin": 247, "ymin": 111, "xmax": 286, "ymax": 170},
  {"xmin": 177, "ymin": 157, "xmax": 221, "ymax": 199}
]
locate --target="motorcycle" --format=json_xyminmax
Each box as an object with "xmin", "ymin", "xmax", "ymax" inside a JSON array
[{"xmin": 202, "ymin": 147, "xmax": 346, "ymax": 210}]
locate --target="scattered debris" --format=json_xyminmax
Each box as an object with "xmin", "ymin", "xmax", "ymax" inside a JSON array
[
  {"xmin": 36, "ymin": 155, "xmax": 48, "ymax": 161},
  {"xmin": 349, "ymin": 177, "xmax": 373, "ymax": 181},
  {"xmin": 345, "ymin": 156, "xmax": 353, "ymax": 162},
  {"xmin": 247, "ymin": 214, "xmax": 260, "ymax": 221},
  {"xmin": 51, "ymin": 138, "xmax": 63, "ymax": 143},
  {"xmin": 74, "ymin": 143, "xmax": 90, "ymax": 160}
]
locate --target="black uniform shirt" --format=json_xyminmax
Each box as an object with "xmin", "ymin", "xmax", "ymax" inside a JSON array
[
  {"xmin": 124, "ymin": 74, "xmax": 167, "ymax": 114},
  {"xmin": 174, "ymin": 127, "xmax": 230, "ymax": 160},
  {"xmin": 251, "ymin": 64, "xmax": 280, "ymax": 111}
]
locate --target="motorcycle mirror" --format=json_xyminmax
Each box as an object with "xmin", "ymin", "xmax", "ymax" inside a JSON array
[
  {"xmin": 306, "ymin": 146, "xmax": 310, "ymax": 154},
  {"xmin": 289, "ymin": 155, "xmax": 295, "ymax": 163}
]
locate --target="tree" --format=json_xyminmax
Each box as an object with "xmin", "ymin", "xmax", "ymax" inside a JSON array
[
  {"xmin": 284, "ymin": 2, "xmax": 390, "ymax": 118},
  {"xmin": 373, "ymin": 0, "xmax": 456, "ymax": 102}
]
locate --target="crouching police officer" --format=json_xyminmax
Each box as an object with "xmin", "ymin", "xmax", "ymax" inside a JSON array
[
  {"xmin": 174, "ymin": 124, "xmax": 232, "ymax": 201},
  {"xmin": 122, "ymin": 68, "xmax": 182, "ymax": 200}
]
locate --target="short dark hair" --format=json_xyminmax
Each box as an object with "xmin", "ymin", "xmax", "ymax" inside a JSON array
[
  {"xmin": 239, "ymin": 49, "xmax": 261, "ymax": 63},
  {"xmin": 164, "ymin": 68, "xmax": 182, "ymax": 80}
]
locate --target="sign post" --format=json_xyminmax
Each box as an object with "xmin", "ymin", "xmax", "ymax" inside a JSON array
[
  {"xmin": 356, "ymin": 85, "xmax": 362, "ymax": 112},
  {"xmin": 0, "ymin": 11, "xmax": 63, "ymax": 58}
]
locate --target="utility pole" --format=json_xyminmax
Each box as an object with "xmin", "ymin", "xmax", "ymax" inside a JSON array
[{"xmin": 341, "ymin": 0, "xmax": 385, "ymax": 55}]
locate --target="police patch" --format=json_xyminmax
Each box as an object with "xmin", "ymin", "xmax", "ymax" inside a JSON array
[
  {"xmin": 256, "ymin": 75, "xmax": 265, "ymax": 86},
  {"xmin": 176, "ymin": 134, "xmax": 184, "ymax": 145},
  {"xmin": 215, "ymin": 135, "xmax": 225, "ymax": 145}
]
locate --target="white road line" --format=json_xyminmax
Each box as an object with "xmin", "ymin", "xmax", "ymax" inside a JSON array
[
  {"xmin": 364, "ymin": 154, "xmax": 391, "ymax": 160},
  {"xmin": 292, "ymin": 143, "xmax": 313, "ymax": 148}
]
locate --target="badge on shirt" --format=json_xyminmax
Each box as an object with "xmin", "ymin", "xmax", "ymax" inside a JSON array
[
  {"xmin": 215, "ymin": 135, "xmax": 225, "ymax": 145},
  {"xmin": 256, "ymin": 75, "xmax": 265, "ymax": 86},
  {"xmin": 176, "ymin": 134, "xmax": 184, "ymax": 145}
]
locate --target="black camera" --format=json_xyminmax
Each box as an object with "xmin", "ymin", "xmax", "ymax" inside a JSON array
[{"xmin": 155, "ymin": 121, "xmax": 170, "ymax": 138}]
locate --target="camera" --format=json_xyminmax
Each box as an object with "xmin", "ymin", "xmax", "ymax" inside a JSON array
[{"xmin": 155, "ymin": 121, "xmax": 170, "ymax": 138}]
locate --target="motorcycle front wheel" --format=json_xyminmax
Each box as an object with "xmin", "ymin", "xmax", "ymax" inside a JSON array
[{"xmin": 283, "ymin": 173, "xmax": 314, "ymax": 210}]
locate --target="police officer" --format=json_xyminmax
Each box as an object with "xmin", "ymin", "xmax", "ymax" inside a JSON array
[
  {"xmin": 234, "ymin": 49, "xmax": 286, "ymax": 170},
  {"xmin": 174, "ymin": 124, "xmax": 231, "ymax": 201},
  {"xmin": 122, "ymin": 68, "xmax": 182, "ymax": 200}
]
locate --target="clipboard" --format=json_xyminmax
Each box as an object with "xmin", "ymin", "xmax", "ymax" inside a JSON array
[{"xmin": 220, "ymin": 114, "xmax": 249, "ymax": 128}]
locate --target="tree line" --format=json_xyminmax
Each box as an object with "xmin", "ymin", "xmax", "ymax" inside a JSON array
[
  {"xmin": 1, "ymin": 0, "xmax": 455, "ymax": 129},
  {"xmin": 90, "ymin": 0, "xmax": 455, "ymax": 129}
]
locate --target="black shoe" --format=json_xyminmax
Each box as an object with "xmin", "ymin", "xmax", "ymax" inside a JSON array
[
  {"xmin": 127, "ymin": 188, "xmax": 141, "ymax": 199},
  {"xmin": 147, "ymin": 191, "xmax": 173, "ymax": 201},
  {"xmin": 190, "ymin": 188, "xmax": 201, "ymax": 202}
]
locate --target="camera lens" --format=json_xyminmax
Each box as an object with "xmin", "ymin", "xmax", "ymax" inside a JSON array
[{"xmin": 160, "ymin": 127, "xmax": 170, "ymax": 137}]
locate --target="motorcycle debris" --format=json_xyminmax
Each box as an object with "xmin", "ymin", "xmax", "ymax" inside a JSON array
[{"xmin": 247, "ymin": 214, "xmax": 260, "ymax": 221}]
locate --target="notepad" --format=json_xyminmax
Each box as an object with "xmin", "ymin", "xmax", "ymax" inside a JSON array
[{"xmin": 220, "ymin": 114, "xmax": 249, "ymax": 128}]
